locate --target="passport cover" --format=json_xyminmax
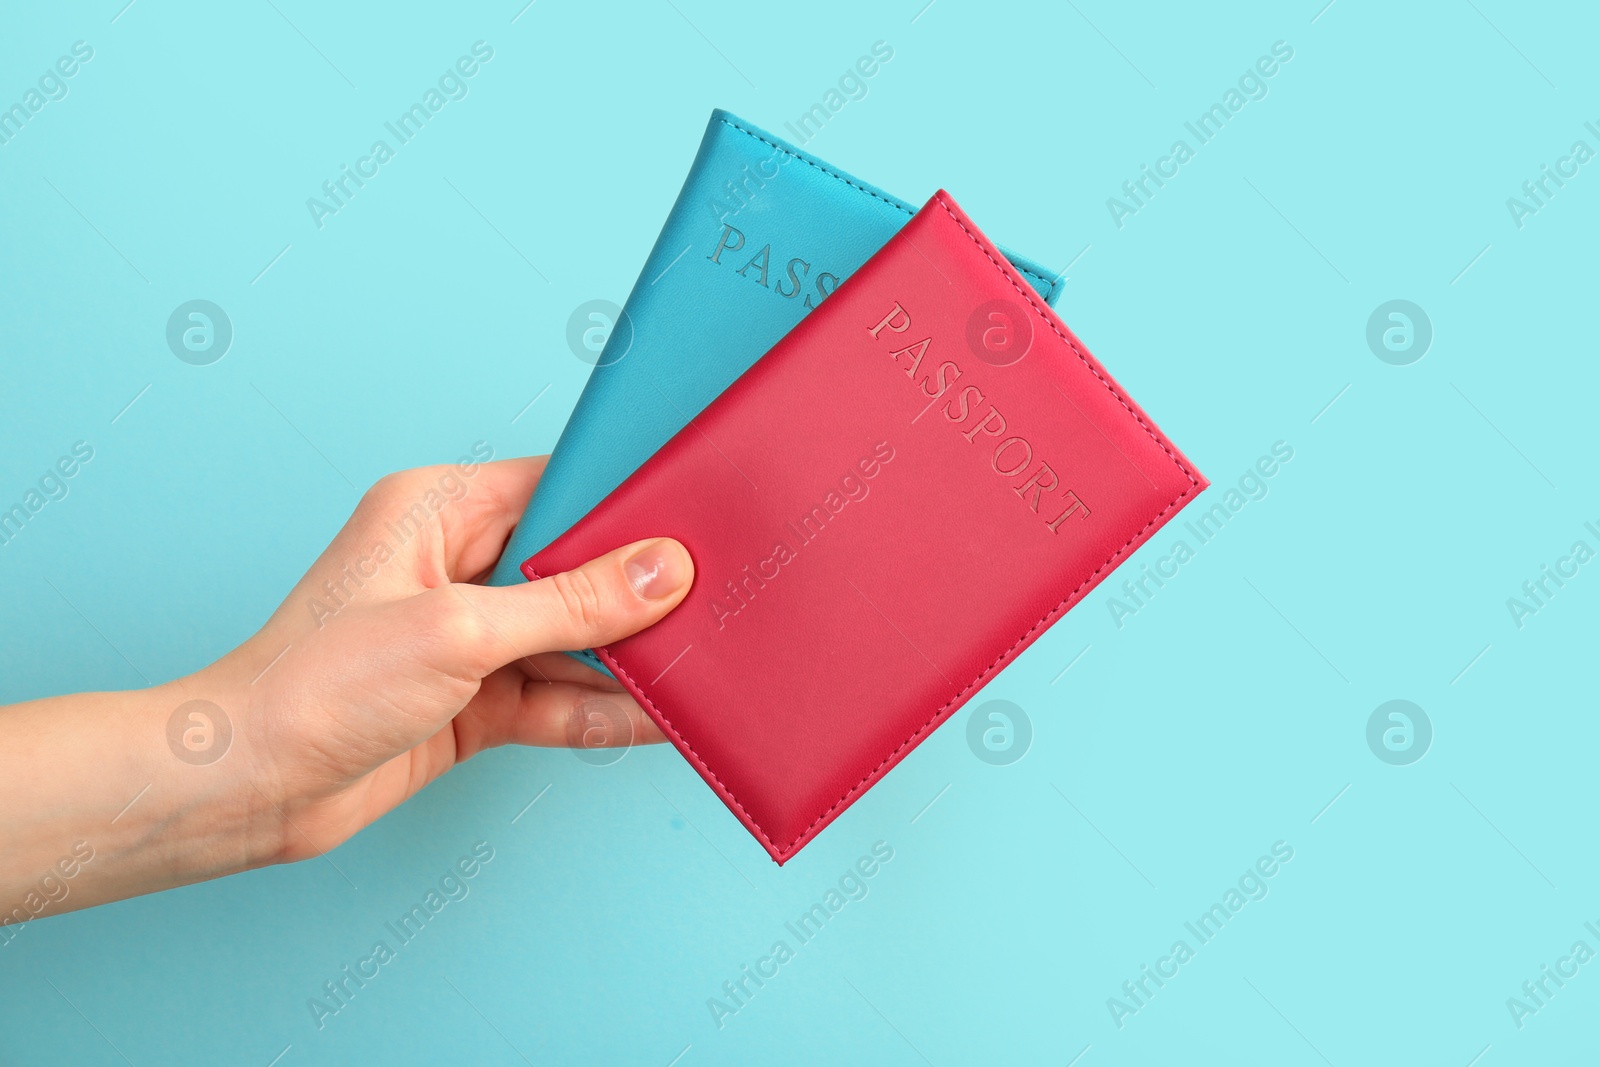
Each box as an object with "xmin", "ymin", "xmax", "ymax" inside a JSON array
[
  {"xmin": 524, "ymin": 192, "xmax": 1207, "ymax": 863},
  {"xmin": 489, "ymin": 110, "xmax": 1064, "ymax": 651}
]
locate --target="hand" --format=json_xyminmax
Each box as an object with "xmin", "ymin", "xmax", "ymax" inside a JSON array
[
  {"xmin": 226, "ymin": 453, "xmax": 693, "ymax": 861},
  {"xmin": 0, "ymin": 455, "xmax": 693, "ymax": 919}
]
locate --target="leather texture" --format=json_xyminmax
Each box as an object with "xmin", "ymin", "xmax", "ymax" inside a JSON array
[
  {"xmin": 489, "ymin": 111, "xmax": 1064, "ymax": 672},
  {"xmin": 523, "ymin": 192, "xmax": 1208, "ymax": 863}
]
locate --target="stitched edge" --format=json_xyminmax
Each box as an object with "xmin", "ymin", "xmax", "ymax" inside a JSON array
[
  {"xmin": 717, "ymin": 116, "xmax": 1062, "ymax": 302},
  {"xmin": 533, "ymin": 193, "xmax": 1203, "ymax": 860},
  {"xmin": 930, "ymin": 194, "xmax": 1199, "ymax": 479}
]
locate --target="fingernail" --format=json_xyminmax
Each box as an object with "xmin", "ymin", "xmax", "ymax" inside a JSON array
[{"xmin": 625, "ymin": 540, "xmax": 690, "ymax": 600}]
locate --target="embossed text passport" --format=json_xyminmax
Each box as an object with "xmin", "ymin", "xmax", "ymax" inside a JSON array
[{"xmin": 523, "ymin": 192, "xmax": 1207, "ymax": 863}]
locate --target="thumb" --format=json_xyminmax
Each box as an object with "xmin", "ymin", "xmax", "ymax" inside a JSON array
[{"xmin": 433, "ymin": 538, "xmax": 694, "ymax": 674}]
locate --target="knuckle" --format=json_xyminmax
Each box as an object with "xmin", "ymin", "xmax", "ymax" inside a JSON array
[
  {"xmin": 548, "ymin": 567, "xmax": 608, "ymax": 634},
  {"xmin": 419, "ymin": 588, "xmax": 491, "ymax": 652},
  {"xmin": 362, "ymin": 466, "xmax": 449, "ymax": 511},
  {"xmin": 359, "ymin": 471, "xmax": 410, "ymax": 512}
]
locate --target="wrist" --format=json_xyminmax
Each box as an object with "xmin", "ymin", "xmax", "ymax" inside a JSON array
[
  {"xmin": 153, "ymin": 661, "xmax": 290, "ymax": 876},
  {"xmin": 0, "ymin": 667, "xmax": 288, "ymax": 919}
]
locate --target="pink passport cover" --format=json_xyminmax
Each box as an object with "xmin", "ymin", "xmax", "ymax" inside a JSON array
[{"xmin": 524, "ymin": 192, "xmax": 1207, "ymax": 862}]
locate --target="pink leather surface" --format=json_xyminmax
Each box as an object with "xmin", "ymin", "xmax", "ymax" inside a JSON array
[{"xmin": 525, "ymin": 191, "xmax": 1208, "ymax": 863}]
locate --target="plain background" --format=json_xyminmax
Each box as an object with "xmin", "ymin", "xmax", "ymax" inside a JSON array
[{"xmin": 2, "ymin": 1, "xmax": 1596, "ymax": 1063}]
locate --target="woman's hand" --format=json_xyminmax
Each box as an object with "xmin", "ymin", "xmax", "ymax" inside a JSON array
[{"xmin": 0, "ymin": 455, "xmax": 692, "ymax": 921}]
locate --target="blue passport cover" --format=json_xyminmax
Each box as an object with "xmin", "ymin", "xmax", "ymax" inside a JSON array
[{"xmin": 490, "ymin": 110, "xmax": 1063, "ymax": 665}]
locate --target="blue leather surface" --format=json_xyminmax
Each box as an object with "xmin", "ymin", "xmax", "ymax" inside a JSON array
[{"xmin": 489, "ymin": 111, "xmax": 1063, "ymax": 666}]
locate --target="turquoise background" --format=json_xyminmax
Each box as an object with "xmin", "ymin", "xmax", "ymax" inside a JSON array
[{"xmin": 2, "ymin": 0, "xmax": 1596, "ymax": 1063}]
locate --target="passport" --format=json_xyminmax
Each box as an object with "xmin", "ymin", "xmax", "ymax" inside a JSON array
[{"xmin": 524, "ymin": 192, "xmax": 1207, "ymax": 863}]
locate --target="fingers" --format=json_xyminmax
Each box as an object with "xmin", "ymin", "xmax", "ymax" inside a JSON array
[
  {"xmin": 339, "ymin": 456, "xmax": 550, "ymax": 587},
  {"xmin": 510, "ymin": 650, "xmax": 631, "ymax": 691},
  {"xmin": 453, "ymin": 667, "xmax": 668, "ymax": 760},
  {"xmin": 435, "ymin": 455, "xmax": 550, "ymax": 580},
  {"xmin": 413, "ymin": 538, "xmax": 694, "ymax": 677}
]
